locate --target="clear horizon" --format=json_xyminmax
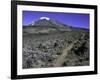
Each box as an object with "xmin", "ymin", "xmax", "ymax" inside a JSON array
[{"xmin": 23, "ymin": 11, "xmax": 90, "ymax": 29}]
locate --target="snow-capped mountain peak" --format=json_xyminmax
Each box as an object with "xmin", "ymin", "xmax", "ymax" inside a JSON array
[
  {"xmin": 29, "ymin": 17, "xmax": 70, "ymax": 30},
  {"xmin": 40, "ymin": 17, "xmax": 50, "ymax": 20}
]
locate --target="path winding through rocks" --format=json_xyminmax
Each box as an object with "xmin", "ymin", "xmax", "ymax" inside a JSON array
[{"xmin": 53, "ymin": 39, "xmax": 80, "ymax": 67}]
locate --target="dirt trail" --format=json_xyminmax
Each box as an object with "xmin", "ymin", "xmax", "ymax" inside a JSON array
[
  {"xmin": 53, "ymin": 43, "xmax": 74, "ymax": 67},
  {"xmin": 53, "ymin": 34, "xmax": 85, "ymax": 67},
  {"xmin": 53, "ymin": 39, "xmax": 80, "ymax": 67}
]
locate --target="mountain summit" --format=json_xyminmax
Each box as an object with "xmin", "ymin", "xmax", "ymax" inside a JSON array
[
  {"xmin": 23, "ymin": 17, "xmax": 71, "ymax": 34},
  {"xmin": 29, "ymin": 17, "xmax": 70, "ymax": 28},
  {"xmin": 40, "ymin": 16, "xmax": 50, "ymax": 20}
]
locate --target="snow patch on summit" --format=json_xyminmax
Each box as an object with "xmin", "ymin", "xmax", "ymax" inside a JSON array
[{"xmin": 40, "ymin": 17, "xmax": 50, "ymax": 20}]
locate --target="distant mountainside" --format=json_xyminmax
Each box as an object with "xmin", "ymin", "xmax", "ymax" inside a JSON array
[
  {"xmin": 29, "ymin": 16, "xmax": 69, "ymax": 27},
  {"xmin": 23, "ymin": 17, "xmax": 72, "ymax": 34},
  {"xmin": 23, "ymin": 17, "xmax": 89, "ymax": 35}
]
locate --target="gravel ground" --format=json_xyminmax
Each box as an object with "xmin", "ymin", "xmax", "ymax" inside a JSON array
[{"xmin": 22, "ymin": 28, "xmax": 89, "ymax": 69}]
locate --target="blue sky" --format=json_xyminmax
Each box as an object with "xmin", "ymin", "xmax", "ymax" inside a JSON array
[{"xmin": 23, "ymin": 11, "xmax": 90, "ymax": 29}]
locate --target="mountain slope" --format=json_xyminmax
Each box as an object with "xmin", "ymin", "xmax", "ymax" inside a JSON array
[{"xmin": 23, "ymin": 17, "xmax": 71, "ymax": 34}]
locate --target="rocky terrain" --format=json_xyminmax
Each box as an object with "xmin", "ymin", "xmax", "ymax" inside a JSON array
[{"xmin": 22, "ymin": 17, "xmax": 89, "ymax": 69}]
